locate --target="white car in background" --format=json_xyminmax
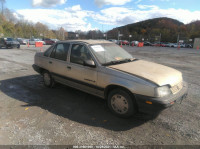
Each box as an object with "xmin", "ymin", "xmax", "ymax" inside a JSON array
[
  {"xmin": 51, "ymin": 39, "xmax": 59, "ymax": 43},
  {"xmin": 169, "ymin": 43, "xmax": 178, "ymax": 48},
  {"xmin": 108, "ymin": 39, "xmax": 118, "ymax": 44},
  {"xmin": 29, "ymin": 39, "xmax": 46, "ymax": 45},
  {"xmin": 131, "ymin": 41, "xmax": 139, "ymax": 46}
]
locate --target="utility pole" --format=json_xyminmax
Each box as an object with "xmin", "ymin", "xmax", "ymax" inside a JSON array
[
  {"xmin": 0, "ymin": 0, "xmax": 5, "ymax": 16},
  {"xmin": 159, "ymin": 33, "xmax": 162, "ymax": 43},
  {"xmin": 118, "ymin": 31, "xmax": 120, "ymax": 41},
  {"xmin": 129, "ymin": 35, "xmax": 132, "ymax": 46},
  {"xmin": 177, "ymin": 33, "xmax": 180, "ymax": 44}
]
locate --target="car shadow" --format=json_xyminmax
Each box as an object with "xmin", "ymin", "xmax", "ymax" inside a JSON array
[
  {"xmin": 0, "ymin": 47, "xmax": 15, "ymax": 50},
  {"xmin": 0, "ymin": 47, "xmax": 8, "ymax": 50},
  {"xmin": 0, "ymin": 75, "xmax": 159, "ymax": 131}
]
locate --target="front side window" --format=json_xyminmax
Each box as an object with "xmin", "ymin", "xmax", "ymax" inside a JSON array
[
  {"xmin": 70, "ymin": 44, "xmax": 93, "ymax": 65},
  {"xmin": 5, "ymin": 38, "xmax": 14, "ymax": 41},
  {"xmin": 50, "ymin": 43, "xmax": 70, "ymax": 61}
]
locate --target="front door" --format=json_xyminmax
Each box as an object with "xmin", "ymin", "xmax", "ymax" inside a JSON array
[{"xmin": 66, "ymin": 44, "xmax": 102, "ymax": 96}]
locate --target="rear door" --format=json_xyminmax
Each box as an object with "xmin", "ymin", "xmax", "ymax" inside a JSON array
[{"xmin": 47, "ymin": 43, "xmax": 71, "ymax": 78}]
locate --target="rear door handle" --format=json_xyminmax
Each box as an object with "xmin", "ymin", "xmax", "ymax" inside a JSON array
[
  {"xmin": 67, "ymin": 66, "xmax": 71, "ymax": 70},
  {"xmin": 49, "ymin": 61, "xmax": 52, "ymax": 64}
]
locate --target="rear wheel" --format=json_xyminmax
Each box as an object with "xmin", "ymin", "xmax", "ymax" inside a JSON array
[
  {"xmin": 17, "ymin": 45, "xmax": 20, "ymax": 49},
  {"xmin": 107, "ymin": 89, "xmax": 137, "ymax": 118},
  {"xmin": 42, "ymin": 71, "xmax": 55, "ymax": 88}
]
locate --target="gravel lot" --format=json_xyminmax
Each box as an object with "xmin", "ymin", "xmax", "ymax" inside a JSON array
[{"xmin": 0, "ymin": 45, "xmax": 200, "ymax": 146}]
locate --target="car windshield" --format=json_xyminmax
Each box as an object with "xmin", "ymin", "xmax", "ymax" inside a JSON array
[
  {"xmin": 89, "ymin": 43, "xmax": 134, "ymax": 66},
  {"xmin": 5, "ymin": 38, "xmax": 14, "ymax": 41}
]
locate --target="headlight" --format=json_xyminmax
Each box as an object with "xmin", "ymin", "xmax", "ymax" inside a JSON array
[{"xmin": 155, "ymin": 85, "xmax": 172, "ymax": 97}]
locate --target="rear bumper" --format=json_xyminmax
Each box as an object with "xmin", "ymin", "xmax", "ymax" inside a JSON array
[{"xmin": 135, "ymin": 82, "xmax": 188, "ymax": 113}]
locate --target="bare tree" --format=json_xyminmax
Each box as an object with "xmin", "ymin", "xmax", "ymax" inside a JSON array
[
  {"xmin": 4, "ymin": 8, "xmax": 17, "ymax": 23},
  {"xmin": 0, "ymin": 0, "xmax": 6, "ymax": 15},
  {"xmin": 35, "ymin": 22, "xmax": 48, "ymax": 37}
]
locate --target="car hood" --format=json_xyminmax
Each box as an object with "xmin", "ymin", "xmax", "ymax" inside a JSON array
[{"xmin": 109, "ymin": 60, "xmax": 182, "ymax": 87}]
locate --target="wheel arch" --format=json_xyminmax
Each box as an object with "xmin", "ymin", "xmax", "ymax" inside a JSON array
[
  {"xmin": 104, "ymin": 84, "xmax": 136, "ymax": 100},
  {"xmin": 38, "ymin": 67, "xmax": 47, "ymax": 74}
]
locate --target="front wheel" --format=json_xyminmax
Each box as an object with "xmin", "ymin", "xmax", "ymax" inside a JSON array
[
  {"xmin": 107, "ymin": 89, "xmax": 137, "ymax": 118},
  {"xmin": 42, "ymin": 71, "xmax": 55, "ymax": 88}
]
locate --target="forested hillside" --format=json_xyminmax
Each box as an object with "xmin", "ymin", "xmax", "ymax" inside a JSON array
[
  {"xmin": 0, "ymin": 12, "xmax": 66, "ymax": 40},
  {"xmin": 107, "ymin": 17, "xmax": 200, "ymax": 43}
]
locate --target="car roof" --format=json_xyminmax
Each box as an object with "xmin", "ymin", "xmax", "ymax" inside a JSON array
[{"xmin": 57, "ymin": 40, "xmax": 112, "ymax": 45}]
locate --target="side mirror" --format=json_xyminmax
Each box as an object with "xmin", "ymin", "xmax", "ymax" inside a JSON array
[{"xmin": 83, "ymin": 60, "xmax": 96, "ymax": 68}]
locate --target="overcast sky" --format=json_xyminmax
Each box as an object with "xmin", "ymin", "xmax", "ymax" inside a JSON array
[{"xmin": 6, "ymin": 0, "xmax": 200, "ymax": 32}]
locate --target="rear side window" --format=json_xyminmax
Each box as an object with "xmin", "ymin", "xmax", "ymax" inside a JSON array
[{"xmin": 50, "ymin": 43, "xmax": 70, "ymax": 61}]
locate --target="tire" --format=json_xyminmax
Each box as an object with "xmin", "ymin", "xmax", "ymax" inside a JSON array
[
  {"xmin": 17, "ymin": 45, "xmax": 20, "ymax": 49},
  {"xmin": 42, "ymin": 71, "xmax": 55, "ymax": 88},
  {"xmin": 107, "ymin": 89, "xmax": 137, "ymax": 118}
]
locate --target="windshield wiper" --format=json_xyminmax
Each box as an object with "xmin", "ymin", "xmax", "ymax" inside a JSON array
[{"xmin": 103, "ymin": 58, "xmax": 136, "ymax": 66}]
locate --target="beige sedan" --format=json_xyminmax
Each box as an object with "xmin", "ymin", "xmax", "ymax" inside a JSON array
[{"xmin": 33, "ymin": 40, "xmax": 188, "ymax": 117}]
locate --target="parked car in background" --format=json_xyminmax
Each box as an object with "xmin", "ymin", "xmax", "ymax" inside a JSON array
[
  {"xmin": 180, "ymin": 43, "xmax": 186, "ymax": 48},
  {"xmin": 144, "ymin": 41, "xmax": 152, "ymax": 46},
  {"xmin": 185, "ymin": 44, "xmax": 193, "ymax": 48},
  {"xmin": 152, "ymin": 42, "xmax": 165, "ymax": 47},
  {"xmin": 108, "ymin": 39, "xmax": 118, "ymax": 44},
  {"xmin": 169, "ymin": 43, "xmax": 178, "ymax": 48},
  {"xmin": 17, "ymin": 38, "xmax": 28, "ymax": 45},
  {"xmin": 25, "ymin": 39, "xmax": 29, "ymax": 44},
  {"xmin": 0, "ymin": 37, "xmax": 20, "ymax": 49},
  {"xmin": 162, "ymin": 42, "xmax": 170, "ymax": 47},
  {"xmin": 33, "ymin": 40, "xmax": 188, "ymax": 117},
  {"xmin": 117, "ymin": 40, "xmax": 122, "ymax": 45},
  {"xmin": 121, "ymin": 40, "xmax": 129, "ymax": 45},
  {"xmin": 29, "ymin": 39, "xmax": 46, "ymax": 45},
  {"xmin": 43, "ymin": 38, "xmax": 55, "ymax": 45},
  {"xmin": 130, "ymin": 41, "xmax": 139, "ymax": 46},
  {"xmin": 51, "ymin": 39, "xmax": 59, "ymax": 43}
]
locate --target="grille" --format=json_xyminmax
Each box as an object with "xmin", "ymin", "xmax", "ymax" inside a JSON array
[{"xmin": 171, "ymin": 82, "xmax": 183, "ymax": 94}]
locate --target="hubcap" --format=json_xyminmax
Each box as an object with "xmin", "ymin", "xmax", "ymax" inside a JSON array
[
  {"xmin": 44, "ymin": 73, "xmax": 51, "ymax": 86},
  {"xmin": 111, "ymin": 94, "xmax": 129, "ymax": 114}
]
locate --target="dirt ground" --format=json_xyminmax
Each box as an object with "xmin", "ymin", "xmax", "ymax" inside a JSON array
[{"xmin": 0, "ymin": 45, "xmax": 199, "ymax": 146}]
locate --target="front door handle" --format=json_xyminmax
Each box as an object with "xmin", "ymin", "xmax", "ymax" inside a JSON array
[{"xmin": 49, "ymin": 61, "xmax": 52, "ymax": 64}]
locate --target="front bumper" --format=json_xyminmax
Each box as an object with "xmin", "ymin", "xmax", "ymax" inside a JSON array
[
  {"xmin": 6, "ymin": 44, "xmax": 19, "ymax": 48},
  {"xmin": 32, "ymin": 64, "xmax": 42, "ymax": 74},
  {"xmin": 135, "ymin": 82, "xmax": 188, "ymax": 113}
]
